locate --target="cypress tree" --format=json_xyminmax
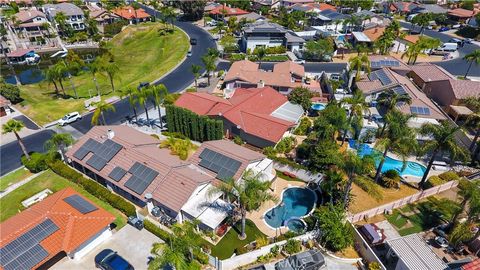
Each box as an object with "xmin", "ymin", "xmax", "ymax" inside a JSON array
[
  {"xmin": 198, "ymin": 116, "xmax": 205, "ymax": 142},
  {"xmin": 216, "ymin": 120, "xmax": 224, "ymax": 139},
  {"xmin": 191, "ymin": 113, "xmax": 199, "ymax": 141}
]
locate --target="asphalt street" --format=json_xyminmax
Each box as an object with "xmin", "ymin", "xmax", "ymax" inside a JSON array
[{"xmin": 0, "ymin": 130, "xmax": 55, "ymax": 176}]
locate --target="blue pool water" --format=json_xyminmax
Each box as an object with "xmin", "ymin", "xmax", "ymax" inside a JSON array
[
  {"xmin": 264, "ymin": 187, "xmax": 316, "ymax": 228},
  {"xmin": 311, "ymin": 103, "xmax": 326, "ymax": 111},
  {"xmin": 350, "ymin": 140, "xmax": 426, "ymax": 177}
]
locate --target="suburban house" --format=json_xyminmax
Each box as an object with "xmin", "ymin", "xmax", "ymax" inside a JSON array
[
  {"xmin": 408, "ymin": 63, "xmax": 480, "ymax": 107},
  {"xmin": 253, "ymin": 0, "xmax": 280, "ymax": 10},
  {"xmin": 11, "ymin": 9, "xmax": 49, "ymax": 43},
  {"xmin": 309, "ymin": 9, "xmax": 350, "ymax": 32},
  {"xmin": 355, "ymin": 67, "xmax": 447, "ymax": 124},
  {"xmin": 113, "ymin": 6, "xmax": 151, "ymax": 24},
  {"xmin": 86, "ymin": 4, "xmax": 120, "ymax": 33},
  {"xmin": 65, "ymin": 126, "xmax": 275, "ymax": 231},
  {"xmin": 411, "ymin": 4, "xmax": 447, "ymax": 14},
  {"xmin": 281, "ymin": 0, "xmax": 314, "ymax": 7},
  {"xmin": 386, "ymin": 234, "xmax": 449, "ymax": 270},
  {"xmin": 0, "ymin": 95, "xmax": 12, "ymax": 117},
  {"xmin": 356, "ymin": 10, "xmax": 391, "ymax": 29},
  {"xmin": 207, "ymin": 4, "xmax": 249, "ymax": 20},
  {"xmin": 174, "ymin": 87, "xmax": 304, "ymax": 147},
  {"xmin": 43, "ymin": 3, "xmax": 85, "ymax": 31},
  {"xmin": 448, "ymin": 8, "xmax": 478, "ymax": 22},
  {"xmin": 368, "ymin": 55, "xmax": 411, "ymax": 76},
  {"xmin": 387, "ymin": 1, "xmax": 421, "ymax": 14},
  {"xmin": 235, "ymin": 12, "xmax": 266, "ymax": 23},
  {"xmin": 0, "ymin": 188, "xmax": 115, "ymax": 270},
  {"xmin": 288, "ymin": 2, "xmax": 336, "ymax": 13},
  {"xmin": 223, "ymin": 60, "xmax": 320, "ymax": 94},
  {"xmin": 241, "ymin": 21, "xmax": 305, "ymax": 52}
]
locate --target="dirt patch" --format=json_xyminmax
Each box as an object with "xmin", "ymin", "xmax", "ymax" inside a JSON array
[{"xmin": 334, "ymin": 246, "xmax": 360, "ymax": 259}]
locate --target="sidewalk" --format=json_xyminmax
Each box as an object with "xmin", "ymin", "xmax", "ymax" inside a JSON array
[
  {"xmin": 0, "ymin": 108, "xmax": 42, "ymax": 146},
  {"xmin": 0, "ymin": 170, "xmax": 44, "ymax": 199}
]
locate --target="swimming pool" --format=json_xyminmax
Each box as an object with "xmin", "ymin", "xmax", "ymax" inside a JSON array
[
  {"xmin": 264, "ymin": 187, "xmax": 316, "ymax": 229},
  {"xmin": 311, "ymin": 103, "xmax": 326, "ymax": 111},
  {"xmin": 351, "ymin": 141, "xmax": 427, "ymax": 177}
]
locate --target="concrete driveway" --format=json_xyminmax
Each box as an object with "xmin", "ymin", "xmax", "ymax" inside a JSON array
[{"xmin": 52, "ymin": 225, "xmax": 162, "ymax": 270}]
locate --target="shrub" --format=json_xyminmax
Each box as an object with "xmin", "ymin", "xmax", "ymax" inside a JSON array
[
  {"xmin": 382, "ymin": 169, "xmax": 400, "ymax": 188},
  {"xmin": 104, "ymin": 20, "xmax": 127, "ymax": 36},
  {"xmin": 233, "ymin": 136, "xmax": 243, "ymax": 145},
  {"xmin": 270, "ymin": 245, "xmax": 280, "ymax": 256},
  {"xmin": 235, "ymin": 245, "xmax": 248, "ymax": 255},
  {"xmin": 161, "ymin": 131, "xmax": 188, "ymax": 139},
  {"xmin": 186, "ymin": 87, "xmax": 197, "ymax": 92},
  {"xmin": 283, "ymin": 239, "xmax": 301, "ymax": 255},
  {"xmin": 384, "ymin": 169, "xmax": 399, "ymax": 179},
  {"xmin": 275, "ymin": 136, "xmax": 296, "ymax": 154},
  {"xmin": 21, "ymin": 152, "xmax": 48, "ymax": 173},
  {"xmin": 229, "ymin": 53, "xmax": 246, "ymax": 62},
  {"xmin": 144, "ymin": 220, "xmax": 172, "ymax": 242},
  {"xmin": 438, "ymin": 171, "xmax": 460, "ymax": 181},
  {"xmin": 354, "ymin": 176, "xmax": 383, "ymax": 201},
  {"xmin": 455, "ymin": 26, "xmax": 480, "ymax": 39},
  {"xmin": 263, "ymin": 146, "xmax": 277, "ymax": 158},
  {"xmin": 293, "ymin": 117, "xmax": 312, "ymax": 135},
  {"xmin": 0, "ymin": 79, "xmax": 21, "ymax": 103},
  {"xmin": 256, "ymin": 236, "xmax": 269, "ymax": 248},
  {"xmin": 426, "ymin": 175, "xmax": 446, "ymax": 188},
  {"xmin": 369, "ymin": 262, "xmax": 381, "ymax": 270}
]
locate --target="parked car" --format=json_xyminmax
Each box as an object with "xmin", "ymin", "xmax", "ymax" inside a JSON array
[
  {"xmin": 275, "ymin": 250, "xmax": 326, "ymax": 270},
  {"xmin": 137, "ymin": 82, "xmax": 150, "ymax": 90},
  {"xmin": 464, "ymin": 38, "xmax": 473, "ymax": 44},
  {"xmin": 433, "ymin": 224, "xmax": 449, "ymax": 238},
  {"xmin": 434, "ymin": 236, "xmax": 449, "ymax": 248},
  {"xmin": 127, "ymin": 216, "xmax": 144, "ymax": 230},
  {"xmin": 190, "ymin": 38, "xmax": 197, "ymax": 45},
  {"xmin": 438, "ymin": 27, "xmax": 450, "ymax": 32},
  {"xmin": 58, "ymin": 112, "xmax": 82, "ymax": 126},
  {"xmin": 206, "ymin": 20, "xmax": 217, "ymax": 26},
  {"xmin": 95, "ymin": 249, "xmax": 134, "ymax": 270},
  {"xmin": 449, "ymin": 38, "xmax": 464, "ymax": 47},
  {"xmin": 452, "ymin": 24, "xmax": 462, "ymax": 29},
  {"xmin": 187, "ymin": 50, "xmax": 192, "ymax": 57}
]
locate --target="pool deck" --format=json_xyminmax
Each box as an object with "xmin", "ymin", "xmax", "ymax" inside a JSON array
[{"xmin": 246, "ymin": 177, "xmax": 305, "ymax": 237}]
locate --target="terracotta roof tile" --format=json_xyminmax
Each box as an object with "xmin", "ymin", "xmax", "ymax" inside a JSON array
[
  {"xmin": 363, "ymin": 26, "xmax": 385, "ymax": 42},
  {"xmin": 462, "ymin": 258, "xmax": 480, "ymax": 270},
  {"xmin": 448, "ymin": 8, "xmax": 478, "ymax": 18},
  {"xmin": 13, "ymin": 10, "xmax": 45, "ymax": 23},
  {"xmin": 113, "ymin": 6, "xmax": 151, "ymax": 19},
  {"xmin": 208, "ymin": 5, "xmax": 249, "ymax": 16}
]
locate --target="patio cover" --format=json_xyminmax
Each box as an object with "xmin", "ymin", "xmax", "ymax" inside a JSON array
[
  {"xmin": 450, "ymin": 105, "xmax": 473, "ymax": 116},
  {"xmin": 352, "ymin": 32, "xmax": 371, "ymax": 43}
]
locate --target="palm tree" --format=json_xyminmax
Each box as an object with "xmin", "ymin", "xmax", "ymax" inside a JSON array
[
  {"xmin": 88, "ymin": 59, "xmax": 102, "ymax": 96},
  {"xmin": 99, "ymin": 55, "xmax": 119, "ymax": 93},
  {"xmin": 396, "ymin": 32, "xmax": 407, "ymax": 53},
  {"xmin": 44, "ymin": 133, "xmax": 74, "ymax": 162},
  {"xmin": 255, "ymin": 46, "xmax": 267, "ymax": 66},
  {"xmin": 136, "ymin": 88, "xmax": 151, "ymax": 125},
  {"xmin": 2, "ymin": 119, "xmax": 30, "ymax": 160},
  {"xmin": 348, "ymin": 54, "xmax": 370, "ymax": 80},
  {"xmin": 464, "ymin": 97, "xmax": 480, "ymax": 152},
  {"xmin": 376, "ymin": 89, "xmax": 412, "ymax": 136},
  {"xmin": 463, "ymin": 50, "xmax": 480, "ymax": 79},
  {"xmin": 120, "ymin": 87, "xmax": 139, "ymax": 122},
  {"xmin": 91, "ymin": 101, "xmax": 115, "ymax": 125},
  {"xmin": 52, "ymin": 62, "xmax": 67, "ymax": 97},
  {"xmin": 131, "ymin": 2, "xmax": 141, "ymax": 24},
  {"xmin": 215, "ymin": 20, "xmax": 226, "ymax": 38},
  {"xmin": 208, "ymin": 170, "xmax": 277, "ymax": 239},
  {"xmin": 341, "ymin": 90, "xmax": 368, "ymax": 145},
  {"xmin": 340, "ymin": 151, "xmax": 375, "ymax": 208},
  {"xmin": 320, "ymin": 170, "xmax": 346, "ymax": 205},
  {"xmin": 45, "ymin": 68, "xmax": 61, "ymax": 97},
  {"xmin": 149, "ymin": 84, "xmax": 168, "ymax": 128},
  {"xmin": 450, "ymin": 179, "xmax": 480, "ymax": 226},
  {"xmin": 418, "ymin": 122, "xmax": 468, "ymax": 189},
  {"xmin": 190, "ymin": 64, "xmax": 201, "ymax": 89},
  {"xmin": 201, "ymin": 54, "xmax": 216, "ymax": 86},
  {"xmin": 374, "ymin": 110, "xmax": 417, "ymax": 183}
]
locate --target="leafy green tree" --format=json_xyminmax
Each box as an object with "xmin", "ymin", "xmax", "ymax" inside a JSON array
[
  {"xmin": 176, "ymin": 0, "xmax": 206, "ymax": 20},
  {"xmin": 303, "ymin": 38, "xmax": 334, "ymax": 61},
  {"xmin": 321, "ymin": 170, "xmax": 346, "ymax": 204},
  {"xmin": 91, "ymin": 100, "xmax": 115, "ymax": 125},
  {"xmin": 308, "ymin": 139, "xmax": 342, "ymax": 171},
  {"xmin": 0, "ymin": 78, "xmax": 21, "ymax": 103},
  {"xmin": 314, "ymin": 101, "xmax": 348, "ymax": 141},
  {"xmin": 348, "ymin": 54, "xmax": 370, "ymax": 80},
  {"xmin": 463, "ymin": 50, "xmax": 480, "ymax": 79},
  {"xmin": 45, "ymin": 68, "xmax": 61, "ymax": 97},
  {"xmin": 340, "ymin": 151, "xmax": 375, "ymax": 207},
  {"xmin": 208, "ymin": 170, "xmax": 277, "ymax": 239},
  {"xmin": 418, "ymin": 122, "xmax": 469, "ymax": 189},
  {"xmin": 288, "ymin": 87, "xmax": 312, "ymax": 111},
  {"xmin": 450, "ymin": 179, "xmax": 480, "ymax": 226},
  {"xmin": 160, "ymin": 6, "xmax": 176, "ymax": 29},
  {"xmin": 255, "ymin": 46, "xmax": 267, "ymax": 65},
  {"xmin": 44, "ymin": 133, "xmax": 74, "ymax": 162},
  {"xmin": 314, "ymin": 203, "xmax": 354, "ymax": 252},
  {"xmin": 2, "ymin": 119, "xmax": 29, "ymax": 159},
  {"xmin": 374, "ymin": 110, "xmax": 417, "ymax": 183},
  {"xmin": 52, "ymin": 62, "xmax": 68, "ymax": 97},
  {"xmin": 449, "ymin": 222, "xmax": 474, "ymax": 249}
]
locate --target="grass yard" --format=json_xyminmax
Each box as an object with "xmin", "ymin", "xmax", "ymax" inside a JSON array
[
  {"xmin": 16, "ymin": 23, "xmax": 189, "ymax": 125},
  {"xmin": 0, "ymin": 170, "xmax": 126, "ymax": 228},
  {"xmin": 385, "ymin": 197, "xmax": 460, "ymax": 236},
  {"xmin": 0, "ymin": 168, "xmax": 33, "ymax": 191},
  {"xmin": 349, "ymin": 183, "xmax": 418, "ymax": 214},
  {"xmin": 211, "ymin": 219, "xmax": 266, "ymax": 260}
]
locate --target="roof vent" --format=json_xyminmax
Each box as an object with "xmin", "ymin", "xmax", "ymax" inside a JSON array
[
  {"xmin": 257, "ymin": 80, "xmax": 265, "ymax": 88},
  {"xmin": 107, "ymin": 129, "xmax": 115, "ymax": 139},
  {"xmin": 145, "ymin": 193, "xmax": 152, "ymax": 200}
]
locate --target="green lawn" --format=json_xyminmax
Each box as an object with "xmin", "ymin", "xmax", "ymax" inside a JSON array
[
  {"xmin": 211, "ymin": 219, "xmax": 266, "ymax": 260},
  {"xmin": 17, "ymin": 22, "xmax": 189, "ymax": 125},
  {"xmin": 386, "ymin": 197, "xmax": 460, "ymax": 236},
  {"xmin": 0, "ymin": 170, "xmax": 126, "ymax": 228},
  {"xmin": 0, "ymin": 168, "xmax": 33, "ymax": 191}
]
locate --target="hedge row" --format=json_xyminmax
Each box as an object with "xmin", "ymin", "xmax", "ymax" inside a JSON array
[
  {"xmin": 144, "ymin": 219, "xmax": 172, "ymax": 243},
  {"xmin": 48, "ymin": 161, "xmax": 136, "ymax": 217}
]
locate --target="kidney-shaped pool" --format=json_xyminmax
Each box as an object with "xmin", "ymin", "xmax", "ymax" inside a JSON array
[{"xmin": 264, "ymin": 187, "xmax": 316, "ymax": 229}]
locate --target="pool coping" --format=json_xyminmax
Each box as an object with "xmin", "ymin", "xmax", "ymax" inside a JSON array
[{"xmin": 262, "ymin": 186, "xmax": 317, "ymax": 232}]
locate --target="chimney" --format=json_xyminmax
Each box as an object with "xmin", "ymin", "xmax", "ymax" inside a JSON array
[
  {"xmin": 107, "ymin": 129, "xmax": 115, "ymax": 139},
  {"xmin": 257, "ymin": 80, "xmax": 265, "ymax": 88}
]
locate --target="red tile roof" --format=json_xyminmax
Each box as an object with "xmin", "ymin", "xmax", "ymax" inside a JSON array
[
  {"xmin": 0, "ymin": 95, "xmax": 11, "ymax": 107},
  {"xmin": 289, "ymin": 2, "xmax": 336, "ymax": 12},
  {"xmin": 175, "ymin": 87, "xmax": 298, "ymax": 143},
  {"xmin": 113, "ymin": 6, "xmax": 151, "ymax": 19},
  {"xmin": 208, "ymin": 4, "xmax": 249, "ymax": 16},
  {"xmin": 13, "ymin": 10, "xmax": 45, "ymax": 23},
  {"xmin": 0, "ymin": 188, "xmax": 114, "ymax": 270},
  {"xmin": 448, "ymin": 8, "xmax": 478, "ymax": 18},
  {"xmin": 462, "ymin": 259, "xmax": 480, "ymax": 270}
]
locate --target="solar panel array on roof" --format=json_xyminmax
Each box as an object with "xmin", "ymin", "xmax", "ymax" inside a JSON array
[
  {"xmin": 410, "ymin": 106, "xmax": 431, "ymax": 115},
  {"xmin": 0, "ymin": 219, "xmax": 59, "ymax": 270},
  {"xmin": 392, "ymin": 85, "xmax": 407, "ymax": 96},
  {"xmin": 77, "ymin": 138, "xmax": 122, "ymax": 171},
  {"xmin": 124, "ymin": 162, "xmax": 159, "ymax": 195},
  {"xmin": 64, "ymin": 194, "xmax": 98, "ymax": 214},
  {"xmin": 371, "ymin": 60, "xmax": 400, "ymax": 68},
  {"xmin": 86, "ymin": 154, "xmax": 107, "ymax": 171},
  {"xmin": 199, "ymin": 148, "xmax": 241, "ymax": 181},
  {"xmin": 375, "ymin": 69, "xmax": 392, "ymax": 85},
  {"xmin": 73, "ymin": 138, "xmax": 101, "ymax": 160},
  {"xmin": 108, "ymin": 166, "xmax": 127, "ymax": 182}
]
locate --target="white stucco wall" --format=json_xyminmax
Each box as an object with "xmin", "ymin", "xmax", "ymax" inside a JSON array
[{"xmin": 71, "ymin": 227, "xmax": 112, "ymax": 260}]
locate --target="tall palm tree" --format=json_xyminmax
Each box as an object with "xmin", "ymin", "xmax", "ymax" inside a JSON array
[
  {"xmin": 44, "ymin": 133, "xmax": 74, "ymax": 162},
  {"xmin": 52, "ymin": 62, "xmax": 67, "ymax": 97},
  {"xmin": 89, "ymin": 59, "xmax": 102, "ymax": 96},
  {"xmin": 341, "ymin": 90, "xmax": 368, "ymax": 145},
  {"xmin": 97, "ymin": 55, "xmax": 119, "ymax": 93},
  {"xmin": 120, "ymin": 87, "xmax": 139, "ymax": 122},
  {"xmin": 201, "ymin": 54, "xmax": 216, "ymax": 86},
  {"xmin": 463, "ymin": 50, "xmax": 480, "ymax": 79},
  {"xmin": 450, "ymin": 179, "xmax": 480, "ymax": 226},
  {"xmin": 348, "ymin": 54, "xmax": 370, "ymax": 80},
  {"xmin": 91, "ymin": 101, "xmax": 115, "ymax": 125},
  {"xmin": 374, "ymin": 110, "xmax": 417, "ymax": 183},
  {"xmin": 190, "ymin": 64, "xmax": 201, "ymax": 89},
  {"xmin": 320, "ymin": 170, "xmax": 346, "ymax": 205},
  {"xmin": 136, "ymin": 88, "xmax": 151, "ymax": 125},
  {"xmin": 376, "ymin": 89, "xmax": 412, "ymax": 136},
  {"xmin": 149, "ymin": 84, "xmax": 168, "ymax": 128},
  {"xmin": 45, "ymin": 68, "xmax": 60, "ymax": 97},
  {"xmin": 396, "ymin": 32, "xmax": 407, "ymax": 53},
  {"xmin": 2, "ymin": 119, "xmax": 30, "ymax": 160},
  {"xmin": 418, "ymin": 122, "xmax": 468, "ymax": 189},
  {"xmin": 464, "ymin": 97, "xmax": 480, "ymax": 152},
  {"xmin": 208, "ymin": 170, "xmax": 277, "ymax": 239},
  {"xmin": 340, "ymin": 151, "xmax": 375, "ymax": 208}
]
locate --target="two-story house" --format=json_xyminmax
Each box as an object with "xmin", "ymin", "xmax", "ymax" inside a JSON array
[
  {"xmin": 11, "ymin": 9, "xmax": 49, "ymax": 43},
  {"xmin": 43, "ymin": 3, "xmax": 85, "ymax": 31},
  {"xmin": 241, "ymin": 21, "xmax": 305, "ymax": 52}
]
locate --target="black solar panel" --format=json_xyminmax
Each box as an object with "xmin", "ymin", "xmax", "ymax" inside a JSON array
[
  {"xmin": 86, "ymin": 154, "xmax": 107, "ymax": 171},
  {"xmin": 124, "ymin": 162, "xmax": 159, "ymax": 195},
  {"xmin": 376, "ymin": 69, "xmax": 392, "ymax": 85},
  {"xmin": 198, "ymin": 148, "xmax": 242, "ymax": 181},
  {"xmin": 410, "ymin": 106, "xmax": 431, "ymax": 115},
  {"xmin": 392, "ymin": 86, "xmax": 407, "ymax": 96},
  {"xmin": 64, "ymin": 194, "xmax": 98, "ymax": 214},
  {"xmin": 109, "ymin": 167, "xmax": 127, "ymax": 182},
  {"xmin": 0, "ymin": 219, "xmax": 58, "ymax": 270},
  {"xmin": 83, "ymin": 138, "xmax": 101, "ymax": 151},
  {"xmin": 93, "ymin": 139, "xmax": 122, "ymax": 162},
  {"xmin": 73, "ymin": 146, "xmax": 90, "ymax": 160}
]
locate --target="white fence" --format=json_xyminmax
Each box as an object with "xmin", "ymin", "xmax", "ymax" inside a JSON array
[
  {"xmin": 348, "ymin": 180, "xmax": 459, "ymax": 223},
  {"xmin": 350, "ymin": 222, "xmax": 386, "ymax": 270},
  {"xmin": 273, "ymin": 162, "xmax": 324, "ymax": 183}
]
